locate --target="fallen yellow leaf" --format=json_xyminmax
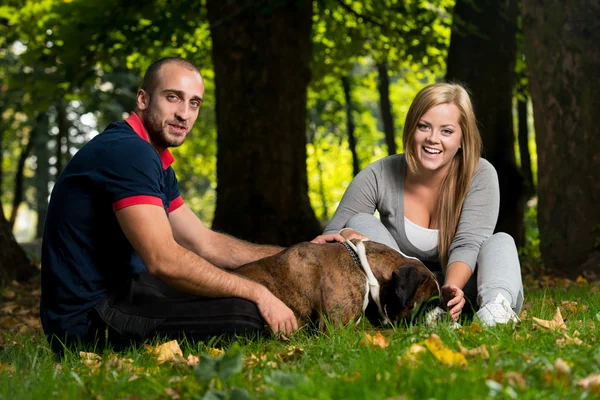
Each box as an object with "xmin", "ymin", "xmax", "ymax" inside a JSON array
[
  {"xmin": 146, "ymin": 340, "xmax": 183, "ymax": 364},
  {"xmin": 360, "ymin": 332, "xmax": 389, "ymax": 349},
  {"xmin": 532, "ymin": 308, "xmax": 566, "ymax": 331},
  {"xmin": 457, "ymin": 341, "xmax": 489, "ymax": 359},
  {"xmin": 279, "ymin": 346, "xmax": 305, "ymax": 362},
  {"xmin": 80, "ymin": 351, "xmax": 101, "ymax": 361},
  {"xmin": 422, "ymin": 334, "xmax": 467, "ymax": 366},
  {"xmin": 575, "ymin": 276, "xmax": 588, "ymax": 285},
  {"xmin": 578, "ymin": 374, "xmax": 600, "ymax": 394},
  {"xmin": 556, "ymin": 333, "xmax": 584, "ymax": 347},
  {"xmin": 207, "ymin": 347, "xmax": 225, "ymax": 357}
]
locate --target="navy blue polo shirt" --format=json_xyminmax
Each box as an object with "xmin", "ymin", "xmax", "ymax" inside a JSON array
[{"xmin": 40, "ymin": 112, "xmax": 185, "ymax": 342}]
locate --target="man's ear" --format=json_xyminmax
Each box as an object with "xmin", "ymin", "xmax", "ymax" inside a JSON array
[{"xmin": 136, "ymin": 89, "xmax": 149, "ymax": 111}]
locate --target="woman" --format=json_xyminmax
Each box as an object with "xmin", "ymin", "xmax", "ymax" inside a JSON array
[{"xmin": 316, "ymin": 83, "xmax": 523, "ymax": 326}]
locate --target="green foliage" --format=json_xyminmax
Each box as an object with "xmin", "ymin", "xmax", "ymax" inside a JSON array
[{"xmin": 520, "ymin": 197, "xmax": 541, "ymax": 263}]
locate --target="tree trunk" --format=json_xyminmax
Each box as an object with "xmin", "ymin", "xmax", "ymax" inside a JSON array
[
  {"xmin": 341, "ymin": 76, "xmax": 360, "ymax": 177},
  {"xmin": 446, "ymin": 0, "xmax": 527, "ymax": 246},
  {"xmin": 377, "ymin": 62, "xmax": 397, "ymax": 155},
  {"xmin": 522, "ymin": 0, "xmax": 600, "ymax": 277},
  {"xmin": 207, "ymin": 0, "xmax": 321, "ymax": 245},
  {"xmin": 0, "ymin": 205, "xmax": 36, "ymax": 283},
  {"xmin": 55, "ymin": 100, "xmax": 68, "ymax": 178},
  {"xmin": 9, "ymin": 127, "xmax": 36, "ymax": 230},
  {"xmin": 35, "ymin": 112, "xmax": 50, "ymax": 238},
  {"xmin": 517, "ymin": 97, "xmax": 534, "ymax": 195}
]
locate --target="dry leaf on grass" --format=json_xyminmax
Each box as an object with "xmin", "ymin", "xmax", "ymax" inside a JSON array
[
  {"xmin": 1, "ymin": 290, "xmax": 16, "ymax": 299},
  {"xmin": 146, "ymin": 340, "xmax": 183, "ymax": 364},
  {"xmin": 0, "ymin": 302, "xmax": 19, "ymax": 314},
  {"xmin": 505, "ymin": 372, "xmax": 528, "ymax": 390},
  {"xmin": 80, "ymin": 351, "xmax": 102, "ymax": 370},
  {"xmin": 556, "ymin": 333, "xmax": 584, "ymax": 347},
  {"xmin": 422, "ymin": 334, "xmax": 467, "ymax": 367},
  {"xmin": 457, "ymin": 341, "xmax": 489, "ymax": 359},
  {"xmin": 164, "ymin": 387, "xmax": 181, "ymax": 400},
  {"xmin": 360, "ymin": 331, "xmax": 389, "ymax": 349},
  {"xmin": 186, "ymin": 354, "xmax": 200, "ymax": 367},
  {"xmin": 541, "ymin": 358, "xmax": 571, "ymax": 386},
  {"xmin": 279, "ymin": 346, "xmax": 305, "ymax": 362},
  {"xmin": 532, "ymin": 308, "xmax": 566, "ymax": 331},
  {"xmin": 207, "ymin": 347, "xmax": 225, "ymax": 357},
  {"xmin": 578, "ymin": 374, "xmax": 600, "ymax": 394},
  {"xmin": 575, "ymin": 276, "xmax": 588, "ymax": 285}
]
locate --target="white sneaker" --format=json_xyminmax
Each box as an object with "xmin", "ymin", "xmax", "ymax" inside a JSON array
[{"xmin": 476, "ymin": 293, "xmax": 520, "ymax": 327}]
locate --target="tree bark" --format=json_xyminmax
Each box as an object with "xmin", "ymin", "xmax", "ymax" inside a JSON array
[
  {"xmin": 0, "ymin": 204, "xmax": 36, "ymax": 283},
  {"xmin": 9, "ymin": 127, "xmax": 36, "ymax": 230},
  {"xmin": 522, "ymin": 0, "xmax": 600, "ymax": 277},
  {"xmin": 517, "ymin": 97, "xmax": 534, "ymax": 195},
  {"xmin": 207, "ymin": 0, "xmax": 321, "ymax": 245},
  {"xmin": 341, "ymin": 76, "xmax": 360, "ymax": 177},
  {"xmin": 446, "ymin": 0, "xmax": 527, "ymax": 246},
  {"xmin": 35, "ymin": 112, "xmax": 50, "ymax": 238},
  {"xmin": 377, "ymin": 62, "xmax": 397, "ymax": 155},
  {"xmin": 55, "ymin": 100, "xmax": 68, "ymax": 178}
]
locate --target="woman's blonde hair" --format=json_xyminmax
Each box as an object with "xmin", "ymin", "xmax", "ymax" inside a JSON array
[{"xmin": 402, "ymin": 82, "xmax": 482, "ymax": 269}]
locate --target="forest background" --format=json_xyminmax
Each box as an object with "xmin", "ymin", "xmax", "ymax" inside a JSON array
[{"xmin": 0, "ymin": 0, "xmax": 598, "ymax": 283}]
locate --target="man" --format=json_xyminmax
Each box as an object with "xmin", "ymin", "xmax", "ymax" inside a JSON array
[{"xmin": 41, "ymin": 57, "xmax": 341, "ymax": 353}]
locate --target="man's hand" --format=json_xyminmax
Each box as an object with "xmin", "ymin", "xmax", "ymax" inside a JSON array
[
  {"xmin": 311, "ymin": 233, "xmax": 345, "ymax": 244},
  {"xmin": 338, "ymin": 228, "xmax": 370, "ymax": 242},
  {"xmin": 255, "ymin": 288, "xmax": 298, "ymax": 335},
  {"xmin": 442, "ymin": 285, "xmax": 465, "ymax": 321}
]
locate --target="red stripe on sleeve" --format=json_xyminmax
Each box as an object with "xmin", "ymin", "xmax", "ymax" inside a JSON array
[
  {"xmin": 112, "ymin": 195, "xmax": 164, "ymax": 212},
  {"xmin": 167, "ymin": 196, "xmax": 184, "ymax": 213}
]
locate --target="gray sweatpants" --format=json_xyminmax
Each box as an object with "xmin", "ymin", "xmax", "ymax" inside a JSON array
[{"xmin": 345, "ymin": 213, "xmax": 524, "ymax": 313}]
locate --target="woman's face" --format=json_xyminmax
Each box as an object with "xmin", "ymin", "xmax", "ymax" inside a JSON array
[{"xmin": 412, "ymin": 103, "xmax": 463, "ymax": 176}]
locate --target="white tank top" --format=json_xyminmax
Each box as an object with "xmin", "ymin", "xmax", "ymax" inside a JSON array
[{"xmin": 404, "ymin": 217, "xmax": 439, "ymax": 252}]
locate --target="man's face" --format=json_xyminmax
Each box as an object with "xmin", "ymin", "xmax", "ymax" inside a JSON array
[{"xmin": 137, "ymin": 63, "xmax": 205, "ymax": 151}]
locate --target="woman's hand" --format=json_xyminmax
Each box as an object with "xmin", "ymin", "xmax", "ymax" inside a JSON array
[
  {"xmin": 442, "ymin": 284, "xmax": 465, "ymax": 321},
  {"xmin": 338, "ymin": 228, "xmax": 370, "ymax": 242},
  {"xmin": 311, "ymin": 233, "xmax": 345, "ymax": 244}
]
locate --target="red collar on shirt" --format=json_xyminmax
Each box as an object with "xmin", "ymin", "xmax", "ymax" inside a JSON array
[{"xmin": 125, "ymin": 112, "xmax": 175, "ymax": 170}]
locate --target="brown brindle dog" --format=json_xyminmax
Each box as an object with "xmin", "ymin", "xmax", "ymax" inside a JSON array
[{"xmin": 236, "ymin": 239, "xmax": 441, "ymax": 329}]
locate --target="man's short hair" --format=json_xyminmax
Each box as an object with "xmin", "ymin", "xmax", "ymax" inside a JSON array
[{"xmin": 140, "ymin": 57, "xmax": 202, "ymax": 95}]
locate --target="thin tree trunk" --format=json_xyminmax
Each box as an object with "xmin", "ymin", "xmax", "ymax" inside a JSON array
[
  {"xmin": 341, "ymin": 76, "xmax": 360, "ymax": 177},
  {"xmin": 522, "ymin": 0, "xmax": 600, "ymax": 277},
  {"xmin": 377, "ymin": 62, "xmax": 397, "ymax": 155},
  {"xmin": 55, "ymin": 100, "xmax": 68, "ymax": 178},
  {"xmin": 9, "ymin": 127, "xmax": 36, "ymax": 230},
  {"xmin": 446, "ymin": 0, "xmax": 527, "ymax": 246},
  {"xmin": 517, "ymin": 97, "xmax": 534, "ymax": 195},
  {"xmin": 35, "ymin": 112, "xmax": 50, "ymax": 238},
  {"xmin": 208, "ymin": 0, "xmax": 321, "ymax": 245}
]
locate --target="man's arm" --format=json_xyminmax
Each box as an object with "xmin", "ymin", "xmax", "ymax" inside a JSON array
[
  {"xmin": 115, "ymin": 204, "xmax": 297, "ymax": 334},
  {"xmin": 168, "ymin": 205, "xmax": 282, "ymax": 269}
]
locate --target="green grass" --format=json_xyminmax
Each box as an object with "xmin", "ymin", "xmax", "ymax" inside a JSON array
[{"xmin": 1, "ymin": 282, "xmax": 600, "ymax": 400}]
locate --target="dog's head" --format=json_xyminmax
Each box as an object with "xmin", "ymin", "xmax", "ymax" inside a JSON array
[{"xmin": 367, "ymin": 261, "xmax": 441, "ymax": 325}]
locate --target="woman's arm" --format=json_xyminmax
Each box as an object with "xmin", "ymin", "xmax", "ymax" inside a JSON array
[
  {"xmin": 446, "ymin": 159, "xmax": 500, "ymax": 272},
  {"xmin": 322, "ymin": 161, "xmax": 382, "ymax": 234}
]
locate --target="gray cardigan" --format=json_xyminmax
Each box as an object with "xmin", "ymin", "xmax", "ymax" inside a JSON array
[{"xmin": 323, "ymin": 154, "xmax": 500, "ymax": 271}]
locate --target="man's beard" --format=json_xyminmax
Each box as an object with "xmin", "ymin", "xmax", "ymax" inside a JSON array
[{"xmin": 143, "ymin": 107, "xmax": 187, "ymax": 149}]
